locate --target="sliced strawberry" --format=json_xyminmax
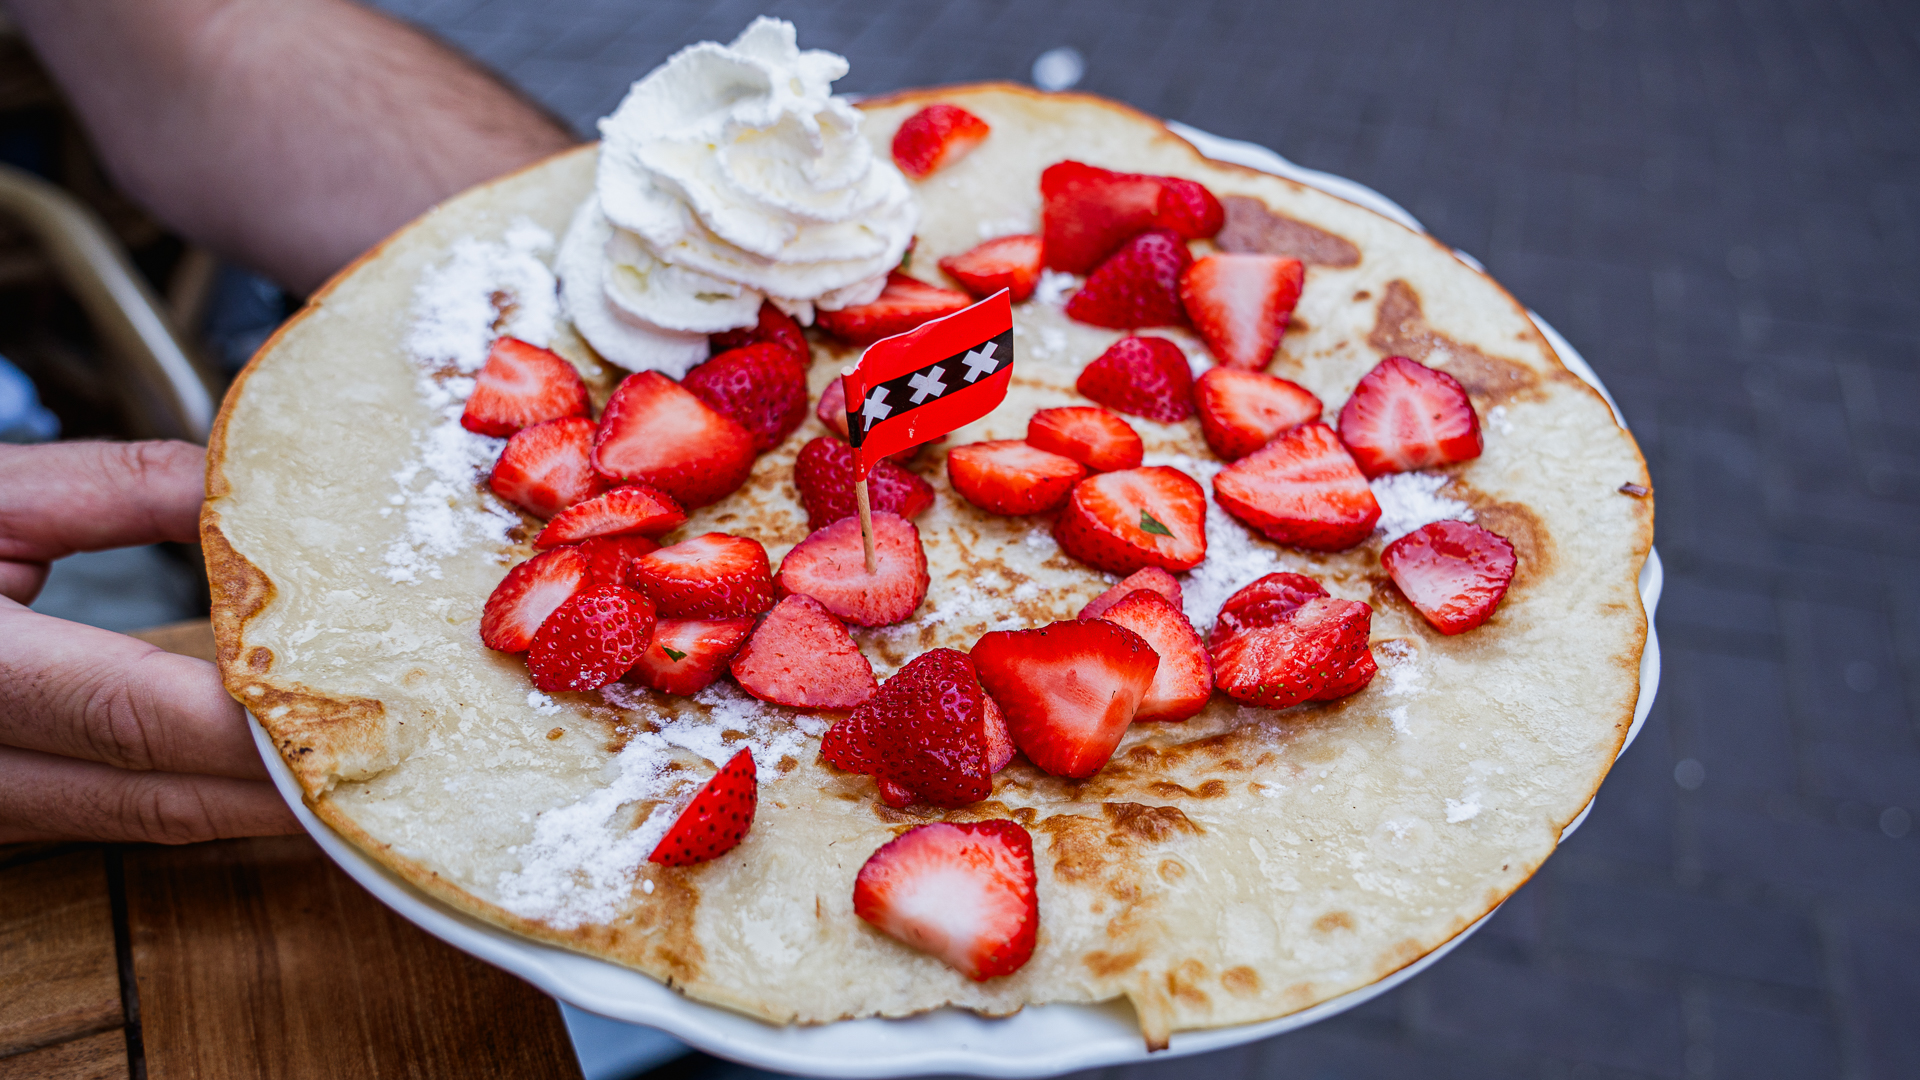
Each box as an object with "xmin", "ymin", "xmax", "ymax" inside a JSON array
[
  {"xmin": 1193, "ymin": 367, "xmax": 1324, "ymax": 460},
  {"xmin": 489, "ymin": 417, "xmax": 608, "ymax": 520},
  {"xmin": 1207, "ymin": 571, "xmax": 1329, "ymax": 651},
  {"xmin": 938, "ymin": 234, "xmax": 1043, "ymax": 302},
  {"xmin": 628, "ymin": 532, "xmax": 775, "ymax": 619},
  {"xmin": 1381, "ymin": 519, "xmax": 1517, "ymax": 634},
  {"xmin": 729, "ymin": 594, "xmax": 876, "ymax": 709},
  {"xmin": 792, "ymin": 436, "xmax": 934, "ymax": 530},
  {"xmin": 591, "ymin": 372, "xmax": 756, "ymax": 509},
  {"xmin": 1210, "ymin": 596, "xmax": 1372, "ymax": 709},
  {"xmin": 821, "ymin": 648, "xmax": 999, "ymax": 808},
  {"xmin": 1336, "ymin": 355, "xmax": 1484, "ymax": 477},
  {"xmin": 891, "ymin": 103, "xmax": 991, "ymax": 178},
  {"xmin": 853, "ymin": 820, "xmax": 1038, "ymax": 981},
  {"xmin": 575, "ymin": 534, "xmax": 660, "ymax": 588},
  {"xmin": 815, "ymin": 272, "xmax": 972, "ymax": 346},
  {"xmin": 1026, "ymin": 406, "xmax": 1143, "ymax": 472},
  {"xmin": 1078, "ymin": 566, "xmax": 1184, "ymax": 620},
  {"xmin": 1075, "ymin": 336, "xmax": 1193, "ymax": 422},
  {"xmin": 970, "ymin": 619, "xmax": 1159, "ymax": 778},
  {"xmin": 1152, "ymin": 177, "xmax": 1225, "ymax": 240},
  {"xmin": 1179, "ymin": 254, "xmax": 1304, "ymax": 372},
  {"xmin": 459, "ymin": 337, "xmax": 590, "ymax": 437},
  {"xmin": 946, "ymin": 440, "xmax": 1086, "ymax": 515},
  {"xmin": 774, "ymin": 513, "xmax": 930, "ymax": 627},
  {"xmin": 1064, "ymin": 229, "xmax": 1192, "ymax": 330},
  {"xmin": 1312, "ymin": 648, "xmax": 1377, "ymax": 701},
  {"xmin": 710, "ymin": 300, "xmax": 809, "ymax": 364},
  {"xmin": 981, "ymin": 693, "xmax": 1014, "ymax": 773},
  {"xmin": 1053, "ymin": 466, "xmax": 1208, "ymax": 574},
  {"xmin": 681, "ymin": 343, "xmax": 810, "ymax": 454},
  {"xmin": 649, "ymin": 748, "xmax": 756, "ymax": 867},
  {"xmin": 479, "ymin": 546, "xmax": 592, "ymax": 653},
  {"xmin": 1040, "ymin": 161, "xmax": 1171, "ymax": 274},
  {"xmin": 534, "ymin": 484, "xmax": 686, "ymax": 548},
  {"xmin": 527, "ymin": 584, "xmax": 656, "ymax": 693},
  {"xmin": 1094, "ymin": 590, "xmax": 1213, "ymax": 722},
  {"xmin": 1213, "ymin": 422, "xmax": 1381, "ymax": 550},
  {"xmin": 628, "ymin": 616, "xmax": 756, "ymax": 695},
  {"xmin": 813, "ymin": 383, "xmax": 925, "ymax": 462}
]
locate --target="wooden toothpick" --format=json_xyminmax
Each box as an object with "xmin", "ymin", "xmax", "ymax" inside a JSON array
[{"xmin": 854, "ymin": 476, "xmax": 878, "ymax": 575}]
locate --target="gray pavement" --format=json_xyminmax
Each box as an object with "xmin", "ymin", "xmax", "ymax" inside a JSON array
[{"xmin": 245, "ymin": 0, "xmax": 1920, "ymax": 1075}]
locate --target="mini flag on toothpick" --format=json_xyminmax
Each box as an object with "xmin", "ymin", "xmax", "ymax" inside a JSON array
[{"xmin": 840, "ymin": 289, "xmax": 1015, "ymax": 571}]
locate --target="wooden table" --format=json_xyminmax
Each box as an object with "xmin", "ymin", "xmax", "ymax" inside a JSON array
[{"xmin": 0, "ymin": 621, "xmax": 585, "ymax": 1080}]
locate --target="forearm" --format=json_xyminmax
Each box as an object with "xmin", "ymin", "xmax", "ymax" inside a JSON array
[{"xmin": 8, "ymin": 0, "xmax": 577, "ymax": 293}]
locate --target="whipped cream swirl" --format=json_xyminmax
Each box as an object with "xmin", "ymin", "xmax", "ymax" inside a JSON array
[{"xmin": 558, "ymin": 17, "xmax": 917, "ymax": 375}]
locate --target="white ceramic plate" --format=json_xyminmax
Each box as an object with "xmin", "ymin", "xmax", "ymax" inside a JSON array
[{"xmin": 252, "ymin": 126, "xmax": 1662, "ymax": 1078}]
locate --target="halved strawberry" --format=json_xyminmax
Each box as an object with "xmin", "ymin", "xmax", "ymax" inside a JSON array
[
  {"xmin": 459, "ymin": 337, "xmax": 590, "ymax": 437},
  {"xmin": 1078, "ymin": 566, "xmax": 1183, "ymax": 620},
  {"xmin": 1026, "ymin": 406, "xmax": 1144, "ymax": 472},
  {"xmin": 479, "ymin": 546, "xmax": 592, "ymax": 653},
  {"xmin": 1336, "ymin": 355, "xmax": 1483, "ymax": 477},
  {"xmin": 710, "ymin": 300, "xmax": 809, "ymax": 364},
  {"xmin": 970, "ymin": 619, "xmax": 1159, "ymax": 778},
  {"xmin": 982, "ymin": 694, "xmax": 1014, "ymax": 773},
  {"xmin": 853, "ymin": 820, "xmax": 1038, "ymax": 981},
  {"xmin": 815, "ymin": 272, "xmax": 972, "ymax": 346},
  {"xmin": 1039, "ymin": 161, "xmax": 1169, "ymax": 274},
  {"xmin": 591, "ymin": 372, "xmax": 756, "ymax": 509},
  {"xmin": 792, "ymin": 436, "xmax": 934, "ymax": 530},
  {"xmin": 729, "ymin": 594, "xmax": 876, "ymax": 709},
  {"xmin": 1213, "ymin": 422, "xmax": 1381, "ymax": 550},
  {"xmin": 1312, "ymin": 648, "xmax": 1377, "ymax": 701},
  {"xmin": 628, "ymin": 616, "xmax": 756, "ymax": 695},
  {"xmin": 649, "ymin": 748, "xmax": 756, "ymax": 867},
  {"xmin": 1152, "ymin": 177, "xmax": 1226, "ymax": 239},
  {"xmin": 533, "ymin": 484, "xmax": 687, "ymax": 548},
  {"xmin": 1210, "ymin": 596, "xmax": 1372, "ymax": 709},
  {"xmin": 938, "ymin": 234, "xmax": 1043, "ymax": 302},
  {"xmin": 774, "ymin": 513, "xmax": 930, "ymax": 627},
  {"xmin": 1094, "ymin": 590, "xmax": 1213, "ymax": 722},
  {"xmin": 1053, "ymin": 466, "xmax": 1208, "ymax": 574},
  {"xmin": 1207, "ymin": 571, "xmax": 1328, "ymax": 651},
  {"xmin": 575, "ymin": 534, "xmax": 660, "ymax": 588},
  {"xmin": 1064, "ymin": 229, "xmax": 1192, "ymax": 330},
  {"xmin": 946, "ymin": 440, "xmax": 1086, "ymax": 515},
  {"xmin": 1075, "ymin": 336, "xmax": 1193, "ymax": 422},
  {"xmin": 681, "ymin": 343, "xmax": 810, "ymax": 453},
  {"xmin": 527, "ymin": 584, "xmax": 657, "ymax": 693},
  {"xmin": 891, "ymin": 103, "xmax": 991, "ymax": 178},
  {"xmin": 1381, "ymin": 519, "xmax": 1517, "ymax": 634},
  {"xmin": 629, "ymin": 533, "xmax": 775, "ymax": 619},
  {"xmin": 489, "ymin": 417, "xmax": 608, "ymax": 520},
  {"xmin": 1193, "ymin": 367, "xmax": 1324, "ymax": 460},
  {"xmin": 821, "ymin": 648, "xmax": 999, "ymax": 808},
  {"xmin": 1179, "ymin": 254, "xmax": 1305, "ymax": 371}
]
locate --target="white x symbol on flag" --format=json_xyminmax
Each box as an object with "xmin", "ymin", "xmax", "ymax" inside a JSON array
[
  {"xmin": 961, "ymin": 341, "xmax": 1000, "ymax": 382},
  {"xmin": 861, "ymin": 386, "xmax": 892, "ymax": 429},
  {"xmin": 907, "ymin": 366, "xmax": 948, "ymax": 404}
]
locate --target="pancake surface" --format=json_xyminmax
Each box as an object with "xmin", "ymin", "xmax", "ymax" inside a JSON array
[{"xmin": 204, "ymin": 85, "xmax": 1652, "ymax": 1044}]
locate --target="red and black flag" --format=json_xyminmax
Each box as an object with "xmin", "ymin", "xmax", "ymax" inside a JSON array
[{"xmin": 840, "ymin": 290, "xmax": 1014, "ymax": 479}]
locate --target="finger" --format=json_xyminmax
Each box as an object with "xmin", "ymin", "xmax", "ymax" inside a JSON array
[
  {"xmin": 0, "ymin": 441, "xmax": 206, "ymax": 600},
  {"xmin": 0, "ymin": 605, "xmax": 266, "ymax": 780},
  {"xmin": 0, "ymin": 745, "xmax": 301, "ymax": 845}
]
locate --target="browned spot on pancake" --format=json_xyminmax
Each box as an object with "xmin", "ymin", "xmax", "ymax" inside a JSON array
[
  {"xmin": 1281, "ymin": 981, "xmax": 1318, "ymax": 1010},
  {"xmin": 1168, "ymin": 960, "xmax": 1212, "ymax": 1008},
  {"xmin": 1085, "ymin": 948, "xmax": 1144, "ymax": 977},
  {"xmin": 1222, "ymin": 965, "xmax": 1261, "ymax": 996},
  {"xmin": 1010, "ymin": 805, "xmax": 1037, "ymax": 825},
  {"xmin": 777, "ymin": 755, "xmax": 798, "ymax": 774},
  {"xmin": 244, "ymin": 682, "xmax": 388, "ymax": 795},
  {"xmin": 1103, "ymin": 802, "xmax": 1202, "ymax": 842},
  {"xmin": 545, "ymin": 727, "xmax": 564, "ymax": 740},
  {"xmin": 402, "ymin": 668, "xmax": 429, "ymax": 687},
  {"xmin": 1452, "ymin": 486, "xmax": 1554, "ymax": 584},
  {"xmin": 1146, "ymin": 778, "xmax": 1229, "ymax": 799},
  {"xmin": 616, "ymin": 866, "xmax": 704, "ymax": 984},
  {"xmin": 245, "ymin": 647, "xmax": 273, "ymax": 673},
  {"xmin": 1158, "ymin": 858, "xmax": 1187, "ymax": 883},
  {"xmin": 870, "ymin": 799, "xmax": 945, "ymax": 825},
  {"xmin": 1377, "ymin": 937, "xmax": 1424, "ymax": 972},
  {"xmin": 1216, "ymin": 195, "xmax": 1362, "ymax": 267},
  {"xmin": 1314, "ymin": 911, "xmax": 1355, "ymax": 934},
  {"xmin": 1353, "ymin": 290, "xmax": 1372, "ymax": 302},
  {"xmin": 1369, "ymin": 280, "xmax": 1543, "ymax": 405},
  {"xmin": 201, "ymin": 521, "xmax": 273, "ymax": 670}
]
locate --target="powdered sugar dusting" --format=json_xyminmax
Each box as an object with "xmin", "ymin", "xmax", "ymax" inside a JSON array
[
  {"xmin": 1370, "ymin": 471, "xmax": 1474, "ymax": 544},
  {"xmin": 407, "ymin": 220, "xmax": 559, "ymax": 372},
  {"xmin": 1033, "ymin": 269, "xmax": 1079, "ymax": 307},
  {"xmin": 1143, "ymin": 452, "xmax": 1289, "ymax": 634}
]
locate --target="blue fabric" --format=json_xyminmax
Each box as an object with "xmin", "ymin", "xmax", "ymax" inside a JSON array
[{"xmin": 0, "ymin": 354, "xmax": 58, "ymax": 442}]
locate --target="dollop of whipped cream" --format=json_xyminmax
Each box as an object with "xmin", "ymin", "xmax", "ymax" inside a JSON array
[{"xmin": 558, "ymin": 17, "xmax": 917, "ymax": 376}]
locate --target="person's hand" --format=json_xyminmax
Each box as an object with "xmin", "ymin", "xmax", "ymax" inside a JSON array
[{"xmin": 0, "ymin": 440, "xmax": 300, "ymax": 844}]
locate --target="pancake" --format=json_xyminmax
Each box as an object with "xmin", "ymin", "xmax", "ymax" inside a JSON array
[{"xmin": 203, "ymin": 84, "xmax": 1652, "ymax": 1047}]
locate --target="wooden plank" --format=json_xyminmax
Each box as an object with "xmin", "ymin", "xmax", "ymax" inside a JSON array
[
  {"xmin": 0, "ymin": 850, "xmax": 124, "ymax": 1057},
  {"xmin": 125, "ymin": 836, "xmax": 583, "ymax": 1080},
  {"xmin": 0, "ymin": 1030, "xmax": 128, "ymax": 1080}
]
